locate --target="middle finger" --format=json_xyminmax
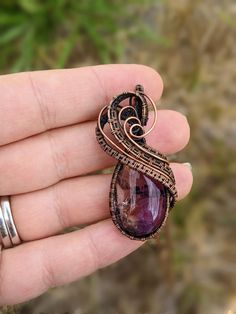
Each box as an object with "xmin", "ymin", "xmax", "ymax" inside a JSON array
[{"xmin": 0, "ymin": 110, "xmax": 189, "ymax": 195}]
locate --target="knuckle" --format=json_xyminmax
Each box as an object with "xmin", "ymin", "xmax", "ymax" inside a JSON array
[
  {"xmin": 28, "ymin": 72, "xmax": 52, "ymax": 130},
  {"xmin": 41, "ymin": 243, "xmax": 57, "ymax": 289},
  {"xmin": 87, "ymin": 229, "xmax": 102, "ymax": 271},
  {"xmin": 46, "ymin": 129, "xmax": 70, "ymax": 181},
  {"xmin": 90, "ymin": 67, "xmax": 109, "ymax": 105},
  {"xmin": 52, "ymin": 183, "xmax": 69, "ymax": 230}
]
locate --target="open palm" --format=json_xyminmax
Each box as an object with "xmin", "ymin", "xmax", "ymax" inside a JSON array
[{"xmin": 0, "ymin": 64, "xmax": 192, "ymax": 305}]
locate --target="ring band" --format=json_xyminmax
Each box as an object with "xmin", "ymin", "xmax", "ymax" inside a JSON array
[
  {"xmin": 0, "ymin": 196, "xmax": 21, "ymax": 248},
  {"xmin": 0, "ymin": 202, "xmax": 12, "ymax": 248}
]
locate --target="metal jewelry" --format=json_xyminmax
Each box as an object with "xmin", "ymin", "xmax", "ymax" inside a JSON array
[
  {"xmin": 0, "ymin": 196, "xmax": 21, "ymax": 249},
  {"xmin": 96, "ymin": 85, "xmax": 177, "ymax": 241}
]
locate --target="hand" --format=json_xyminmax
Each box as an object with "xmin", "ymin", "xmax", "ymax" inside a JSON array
[{"xmin": 0, "ymin": 64, "xmax": 192, "ymax": 305}]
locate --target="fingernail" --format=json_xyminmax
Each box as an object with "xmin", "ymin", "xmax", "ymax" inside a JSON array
[{"xmin": 182, "ymin": 162, "xmax": 192, "ymax": 171}]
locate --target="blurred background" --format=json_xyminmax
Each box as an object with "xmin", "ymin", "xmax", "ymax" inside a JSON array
[{"xmin": 0, "ymin": 0, "xmax": 235, "ymax": 313}]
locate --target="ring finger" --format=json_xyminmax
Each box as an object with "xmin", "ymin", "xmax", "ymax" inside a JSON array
[{"xmin": 11, "ymin": 162, "xmax": 193, "ymax": 241}]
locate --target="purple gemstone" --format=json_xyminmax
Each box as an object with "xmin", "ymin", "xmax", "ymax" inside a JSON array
[{"xmin": 114, "ymin": 165, "xmax": 169, "ymax": 239}]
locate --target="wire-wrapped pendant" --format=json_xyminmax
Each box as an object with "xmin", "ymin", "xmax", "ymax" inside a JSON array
[{"xmin": 96, "ymin": 85, "xmax": 177, "ymax": 240}]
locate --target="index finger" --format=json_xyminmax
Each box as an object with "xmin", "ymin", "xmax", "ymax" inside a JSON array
[{"xmin": 0, "ymin": 64, "xmax": 163, "ymax": 146}]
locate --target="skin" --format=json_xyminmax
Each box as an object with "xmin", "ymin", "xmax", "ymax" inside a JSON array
[{"xmin": 0, "ymin": 64, "xmax": 193, "ymax": 305}]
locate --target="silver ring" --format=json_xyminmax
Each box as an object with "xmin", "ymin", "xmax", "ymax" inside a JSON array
[
  {"xmin": 0, "ymin": 203, "xmax": 12, "ymax": 248},
  {"xmin": 0, "ymin": 196, "xmax": 21, "ymax": 247}
]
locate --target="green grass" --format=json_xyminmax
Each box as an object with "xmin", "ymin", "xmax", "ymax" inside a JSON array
[{"xmin": 0, "ymin": 0, "xmax": 161, "ymax": 72}]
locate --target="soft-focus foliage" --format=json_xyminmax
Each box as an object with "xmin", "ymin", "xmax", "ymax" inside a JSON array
[
  {"xmin": 0, "ymin": 0, "xmax": 156, "ymax": 71},
  {"xmin": 0, "ymin": 0, "xmax": 235, "ymax": 313}
]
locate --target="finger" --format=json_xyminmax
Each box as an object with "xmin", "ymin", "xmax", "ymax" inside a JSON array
[
  {"xmin": 12, "ymin": 163, "xmax": 193, "ymax": 241},
  {"xmin": 0, "ymin": 64, "xmax": 163, "ymax": 146},
  {"xmin": 0, "ymin": 110, "xmax": 190, "ymax": 195},
  {"xmin": 0, "ymin": 220, "xmax": 144, "ymax": 305}
]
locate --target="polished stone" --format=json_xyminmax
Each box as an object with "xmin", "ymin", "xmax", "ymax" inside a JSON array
[{"xmin": 115, "ymin": 165, "xmax": 169, "ymax": 238}]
